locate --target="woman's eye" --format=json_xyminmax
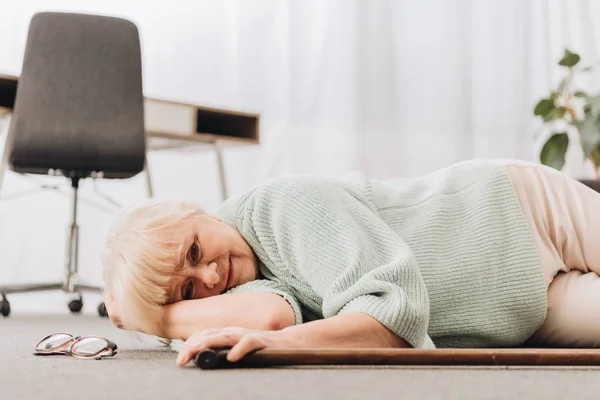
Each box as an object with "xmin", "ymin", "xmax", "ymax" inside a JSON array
[
  {"xmin": 190, "ymin": 242, "xmax": 199, "ymax": 262},
  {"xmin": 183, "ymin": 280, "xmax": 194, "ymax": 301}
]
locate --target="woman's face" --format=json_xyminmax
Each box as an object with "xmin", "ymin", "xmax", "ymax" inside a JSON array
[{"xmin": 169, "ymin": 213, "xmax": 258, "ymax": 302}]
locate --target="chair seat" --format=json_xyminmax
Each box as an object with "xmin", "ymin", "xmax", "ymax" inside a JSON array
[{"xmin": 8, "ymin": 124, "xmax": 145, "ymax": 179}]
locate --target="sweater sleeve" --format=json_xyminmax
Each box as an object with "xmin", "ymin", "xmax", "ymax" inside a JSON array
[
  {"xmin": 224, "ymin": 279, "xmax": 304, "ymax": 325},
  {"xmin": 249, "ymin": 176, "xmax": 435, "ymax": 349}
]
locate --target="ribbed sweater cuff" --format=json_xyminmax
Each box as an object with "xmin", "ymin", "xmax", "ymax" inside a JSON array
[
  {"xmin": 338, "ymin": 295, "xmax": 435, "ymax": 349},
  {"xmin": 227, "ymin": 281, "xmax": 304, "ymax": 325},
  {"xmin": 272, "ymin": 290, "xmax": 304, "ymax": 325}
]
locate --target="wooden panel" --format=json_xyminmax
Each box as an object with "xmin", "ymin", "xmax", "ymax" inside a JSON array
[
  {"xmin": 144, "ymin": 97, "xmax": 259, "ymax": 143},
  {"xmin": 144, "ymin": 98, "xmax": 196, "ymax": 136},
  {"xmin": 195, "ymin": 347, "xmax": 600, "ymax": 369}
]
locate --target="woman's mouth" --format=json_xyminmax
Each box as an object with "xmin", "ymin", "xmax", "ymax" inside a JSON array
[{"xmin": 226, "ymin": 255, "xmax": 235, "ymax": 289}]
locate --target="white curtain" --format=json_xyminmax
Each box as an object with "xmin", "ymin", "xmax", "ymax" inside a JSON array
[{"xmin": 0, "ymin": 0, "xmax": 599, "ymax": 313}]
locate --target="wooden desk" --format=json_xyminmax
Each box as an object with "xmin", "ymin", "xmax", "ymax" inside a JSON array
[{"xmin": 0, "ymin": 73, "xmax": 260, "ymax": 200}]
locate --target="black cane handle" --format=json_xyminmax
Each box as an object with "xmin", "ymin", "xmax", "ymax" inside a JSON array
[{"xmin": 194, "ymin": 348, "xmax": 232, "ymax": 369}]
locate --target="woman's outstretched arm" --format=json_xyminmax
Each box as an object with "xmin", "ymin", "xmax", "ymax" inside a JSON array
[
  {"xmin": 160, "ymin": 292, "xmax": 296, "ymax": 340},
  {"xmin": 104, "ymin": 290, "xmax": 296, "ymax": 339}
]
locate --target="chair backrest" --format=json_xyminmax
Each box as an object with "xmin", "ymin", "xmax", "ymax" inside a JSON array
[{"xmin": 6, "ymin": 12, "xmax": 146, "ymax": 179}]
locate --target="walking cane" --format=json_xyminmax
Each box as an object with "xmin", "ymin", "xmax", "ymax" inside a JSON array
[{"xmin": 195, "ymin": 347, "xmax": 600, "ymax": 370}]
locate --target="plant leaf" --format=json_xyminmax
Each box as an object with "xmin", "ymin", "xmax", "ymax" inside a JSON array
[
  {"xmin": 591, "ymin": 149, "xmax": 600, "ymax": 169},
  {"xmin": 575, "ymin": 91, "xmax": 589, "ymax": 98},
  {"xmin": 540, "ymin": 132, "xmax": 569, "ymax": 170},
  {"xmin": 570, "ymin": 119, "xmax": 584, "ymax": 130},
  {"xmin": 544, "ymin": 107, "xmax": 566, "ymax": 122},
  {"xmin": 588, "ymin": 93, "xmax": 600, "ymax": 116},
  {"xmin": 559, "ymin": 49, "xmax": 581, "ymax": 67},
  {"xmin": 534, "ymin": 98, "xmax": 555, "ymax": 117},
  {"xmin": 581, "ymin": 115, "xmax": 600, "ymax": 157}
]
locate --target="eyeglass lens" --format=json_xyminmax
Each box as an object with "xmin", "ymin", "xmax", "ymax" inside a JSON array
[
  {"xmin": 36, "ymin": 333, "xmax": 73, "ymax": 351},
  {"xmin": 71, "ymin": 337, "xmax": 110, "ymax": 356}
]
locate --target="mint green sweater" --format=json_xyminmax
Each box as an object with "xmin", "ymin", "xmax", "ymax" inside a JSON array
[{"xmin": 216, "ymin": 159, "xmax": 547, "ymax": 349}]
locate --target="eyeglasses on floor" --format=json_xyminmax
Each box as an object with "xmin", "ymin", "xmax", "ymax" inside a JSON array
[{"xmin": 34, "ymin": 332, "xmax": 117, "ymax": 360}]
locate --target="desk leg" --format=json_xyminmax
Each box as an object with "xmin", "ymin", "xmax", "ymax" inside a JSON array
[
  {"xmin": 214, "ymin": 140, "xmax": 228, "ymax": 201},
  {"xmin": 0, "ymin": 114, "xmax": 11, "ymax": 197},
  {"xmin": 144, "ymin": 157, "xmax": 154, "ymax": 198}
]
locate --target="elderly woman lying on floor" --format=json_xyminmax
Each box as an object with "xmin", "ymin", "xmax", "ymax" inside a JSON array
[{"xmin": 101, "ymin": 159, "xmax": 600, "ymax": 366}]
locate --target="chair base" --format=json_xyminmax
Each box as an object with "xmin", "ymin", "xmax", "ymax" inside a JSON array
[
  {"xmin": 0, "ymin": 173, "xmax": 107, "ymax": 318},
  {"xmin": 0, "ymin": 281, "xmax": 103, "ymax": 294},
  {"xmin": 0, "ymin": 280, "xmax": 106, "ymax": 317}
]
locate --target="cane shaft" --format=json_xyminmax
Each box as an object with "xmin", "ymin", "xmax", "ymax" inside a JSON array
[{"xmin": 195, "ymin": 348, "xmax": 600, "ymax": 369}]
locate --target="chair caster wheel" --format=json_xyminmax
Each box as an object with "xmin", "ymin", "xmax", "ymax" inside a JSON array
[
  {"xmin": 98, "ymin": 302, "xmax": 108, "ymax": 317},
  {"xmin": 0, "ymin": 297, "xmax": 10, "ymax": 317},
  {"xmin": 68, "ymin": 297, "xmax": 83, "ymax": 313}
]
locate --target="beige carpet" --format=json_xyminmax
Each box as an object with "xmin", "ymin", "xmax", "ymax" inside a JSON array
[{"xmin": 2, "ymin": 313, "xmax": 600, "ymax": 399}]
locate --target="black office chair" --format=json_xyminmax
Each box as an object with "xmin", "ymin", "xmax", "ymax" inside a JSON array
[{"xmin": 0, "ymin": 12, "xmax": 147, "ymax": 317}]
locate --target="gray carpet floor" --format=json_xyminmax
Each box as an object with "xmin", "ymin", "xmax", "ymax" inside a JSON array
[{"xmin": 2, "ymin": 313, "xmax": 600, "ymax": 400}]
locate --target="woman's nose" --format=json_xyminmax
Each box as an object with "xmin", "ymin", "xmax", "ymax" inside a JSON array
[{"xmin": 199, "ymin": 262, "xmax": 220, "ymax": 289}]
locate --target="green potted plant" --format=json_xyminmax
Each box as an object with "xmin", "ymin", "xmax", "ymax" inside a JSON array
[{"xmin": 533, "ymin": 49, "xmax": 600, "ymax": 192}]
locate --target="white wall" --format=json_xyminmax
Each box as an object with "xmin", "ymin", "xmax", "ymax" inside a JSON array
[{"xmin": 1, "ymin": 0, "xmax": 599, "ymax": 315}]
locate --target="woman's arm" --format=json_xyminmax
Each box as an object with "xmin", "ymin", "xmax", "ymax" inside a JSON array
[
  {"xmin": 277, "ymin": 311, "xmax": 411, "ymax": 349},
  {"xmin": 160, "ymin": 292, "xmax": 296, "ymax": 340},
  {"xmin": 104, "ymin": 290, "xmax": 296, "ymax": 339},
  {"xmin": 174, "ymin": 311, "xmax": 410, "ymax": 365}
]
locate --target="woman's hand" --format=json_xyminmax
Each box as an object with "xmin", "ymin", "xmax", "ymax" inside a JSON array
[{"xmin": 175, "ymin": 327, "xmax": 299, "ymax": 366}]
